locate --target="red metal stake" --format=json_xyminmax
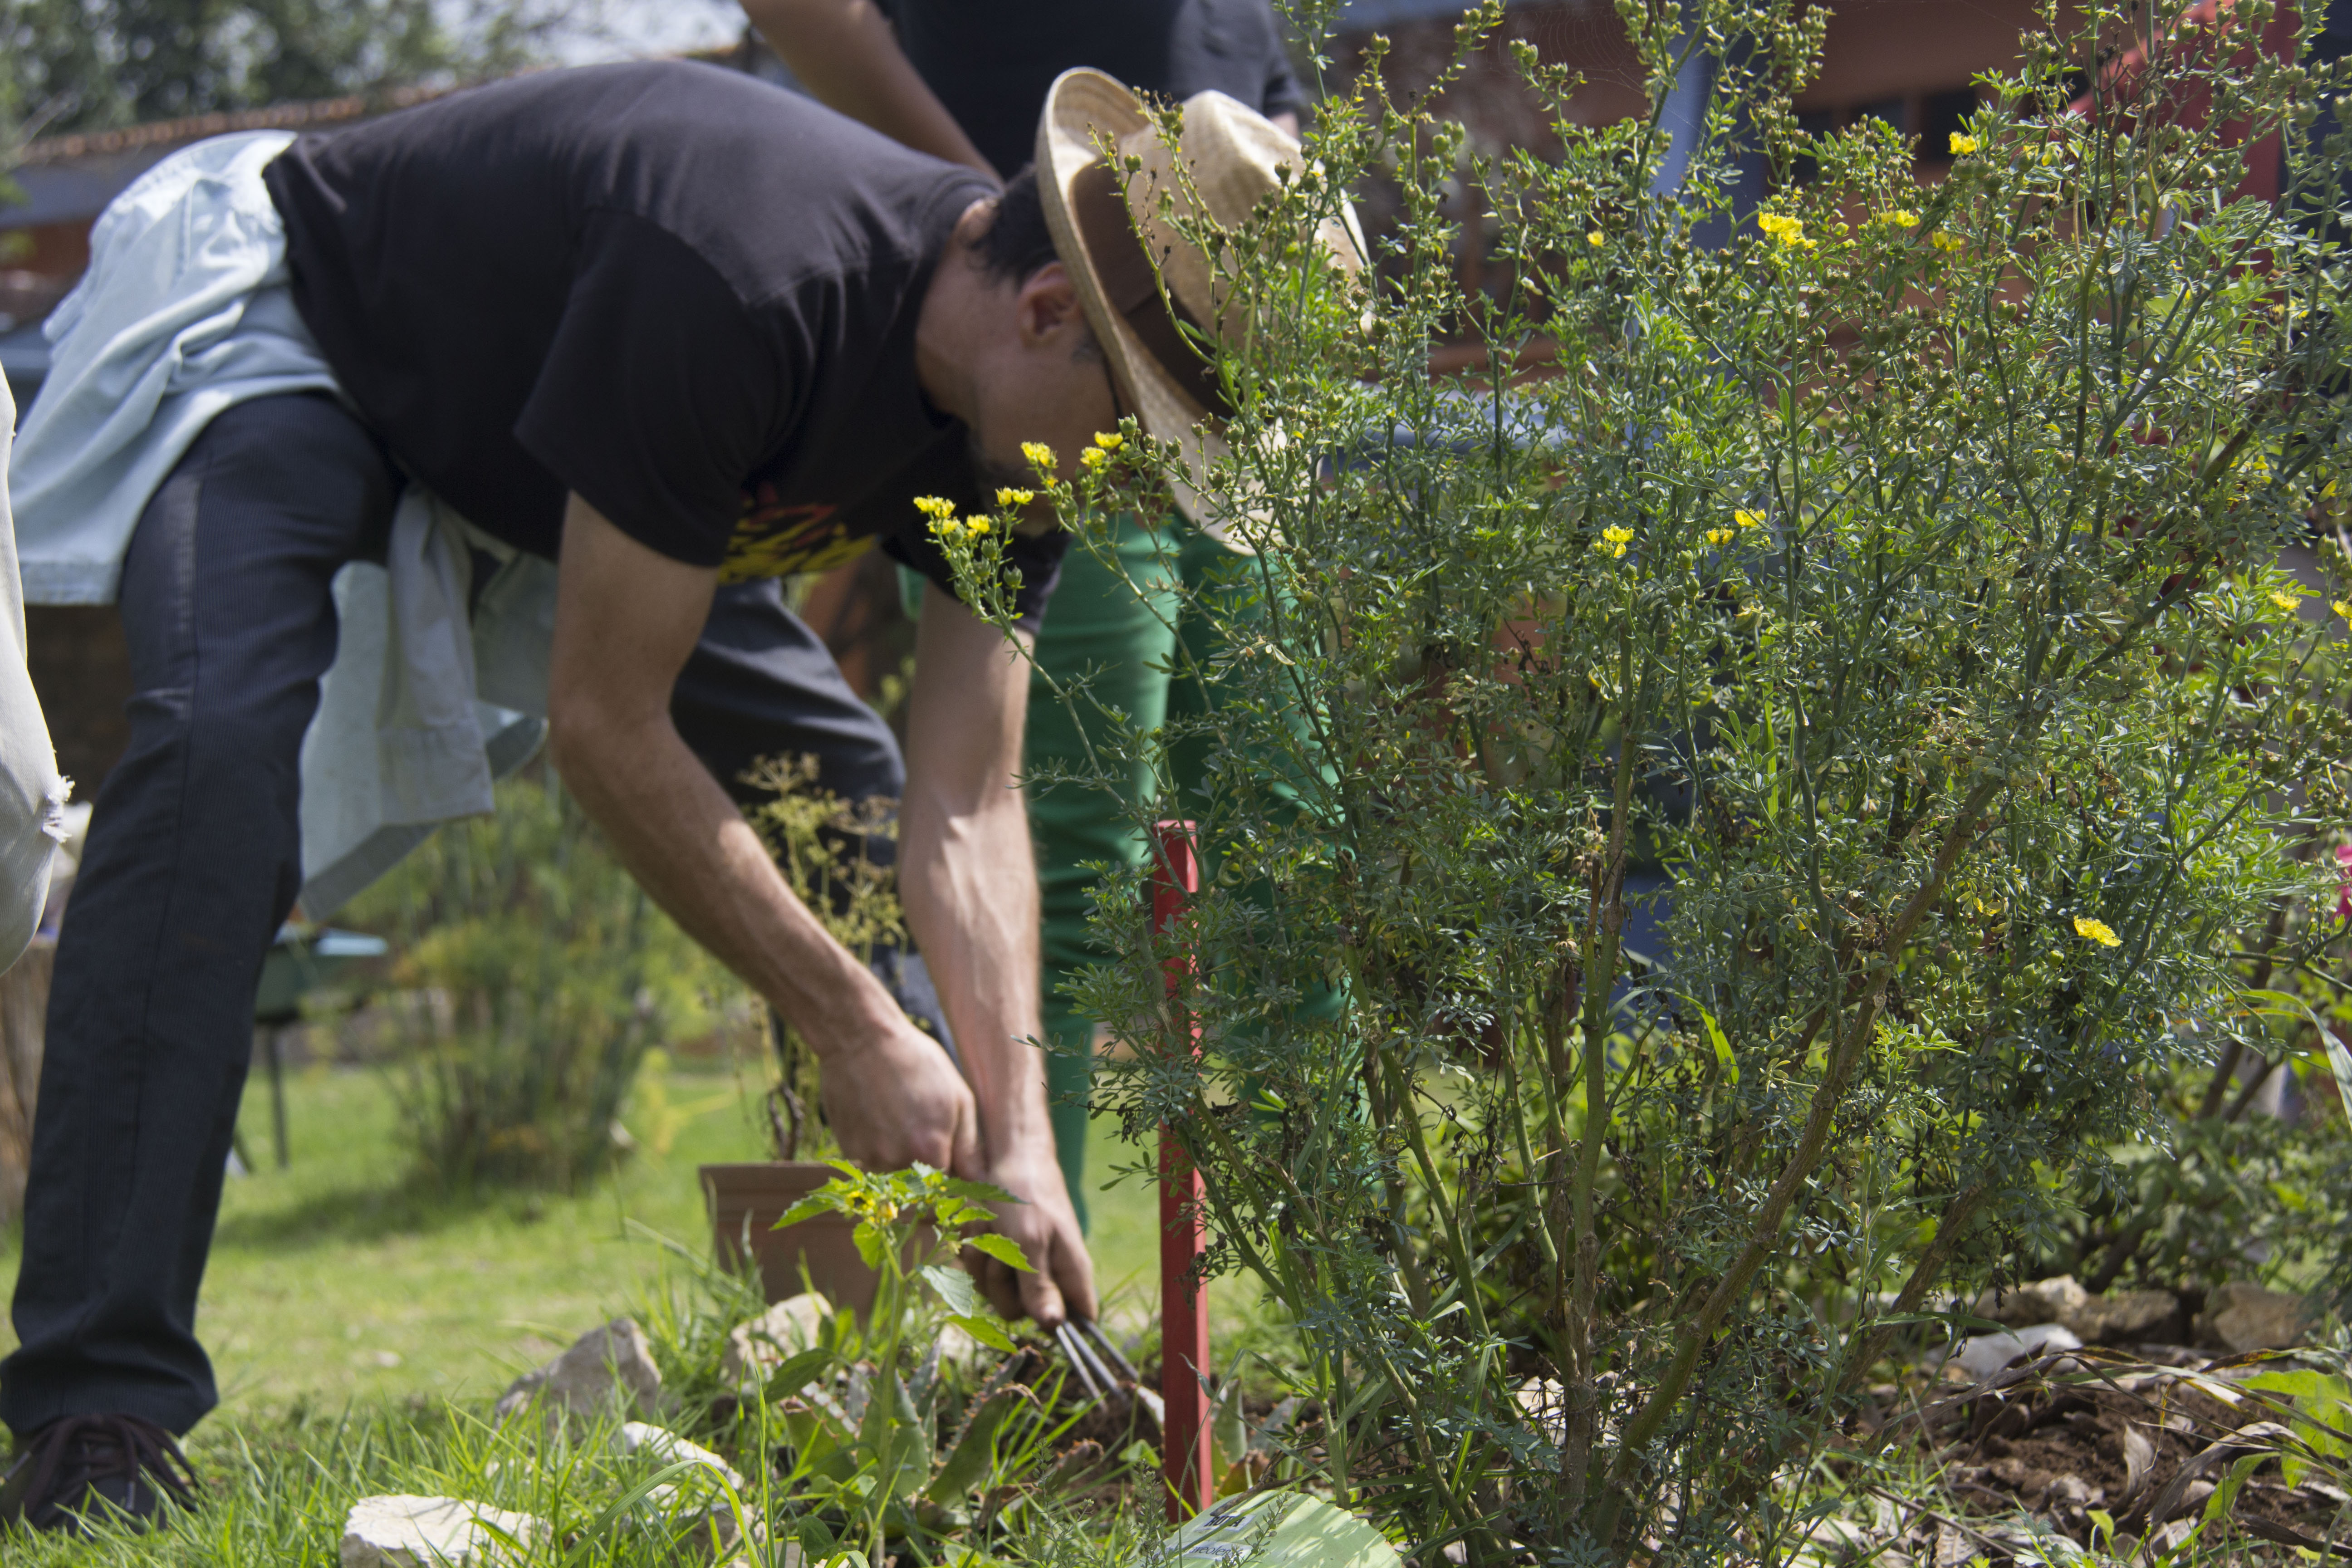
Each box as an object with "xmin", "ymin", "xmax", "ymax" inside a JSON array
[{"xmin": 1151, "ymin": 819, "xmax": 1213, "ymax": 1521}]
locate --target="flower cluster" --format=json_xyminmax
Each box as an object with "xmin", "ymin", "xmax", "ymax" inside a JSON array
[
  {"xmin": 1080, "ymin": 431, "xmax": 1124, "ymax": 471},
  {"xmin": 1019, "ymin": 440, "xmax": 1057, "ymax": 475},
  {"xmin": 1593, "ymin": 524, "xmax": 1634, "ymax": 559},
  {"xmin": 1755, "ymin": 212, "xmax": 1815, "ymax": 250},
  {"xmin": 1949, "ymin": 131, "xmax": 1979, "ymax": 156},
  {"xmin": 2073, "ymin": 914, "xmax": 2122, "ymax": 948},
  {"xmin": 914, "ymin": 494, "xmax": 989, "ymax": 539},
  {"xmin": 1873, "ymin": 208, "xmax": 1920, "ymax": 229}
]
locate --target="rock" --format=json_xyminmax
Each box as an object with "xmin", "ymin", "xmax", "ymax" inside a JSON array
[
  {"xmin": 1950, "ymin": 1323, "xmax": 2082, "ymax": 1381},
  {"xmin": 2071, "ymin": 1289, "xmax": 2181, "ymax": 1343},
  {"xmin": 1973, "ymin": 1276, "xmax": 2090, "ymax": 1327},
  {"xmin": 613, "ymin": 1423, "xmax": 759, "ymax": 1560},
  {"xmin": 493, "ymin": 1317, "xmax": 669, "ymax": 1430},
  {"xmin": 612, "ymin": 1421, "xmax": 746, "ymax": 1490},
  {"xmin": 2199, "ymin": 1283, "xmax": 2312, "ymax": 1353},
  {"xmin": 719, "ymin": 1295, "xmax": 828, "ymax": 1385},
  {"xmin": 340, "ymin": 1494, "xmax": 545, "ymax": 1568},
  {"xmin": 1971, "ymin": 1275, "xmax": 2182, "ymax": 1343}
]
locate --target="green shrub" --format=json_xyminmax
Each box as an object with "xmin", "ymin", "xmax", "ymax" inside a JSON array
[
  {"xmin": 348, "ymin": 770, "xmax": 739, "ymax": 1191},
  {"xmin": 935, "ymin": 0, "xmax": 2352, "ymax": 1557}
]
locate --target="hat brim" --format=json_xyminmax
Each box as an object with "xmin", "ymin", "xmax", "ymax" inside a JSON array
[{"xmin": 1036, "ymin": 69, "xmax": 1247, "ymax": 550}]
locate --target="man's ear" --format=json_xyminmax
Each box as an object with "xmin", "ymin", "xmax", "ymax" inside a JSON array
[{"xmin": 1013, "ymin": 262, "xmax": 1086, "ymax": 350}]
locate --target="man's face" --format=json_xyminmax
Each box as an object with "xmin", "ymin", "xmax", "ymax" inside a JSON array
[{"xmin": 967, "ymin": 262, "xmax": 1119, "ymax": 498}]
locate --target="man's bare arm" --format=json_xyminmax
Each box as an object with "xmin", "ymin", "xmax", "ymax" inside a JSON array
[
  {"xmin": 547, "ymin": 496, "xmax": 980, "ymax": 1173},
  {"xmin": 743, "ymin": 0, "xmax": 998, "ymax": 180},
  {"xmin": 901, "ymin": 581, "xmax": 1097, "ymax": 1327}
]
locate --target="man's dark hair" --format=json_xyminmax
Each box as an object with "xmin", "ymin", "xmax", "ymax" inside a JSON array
[{"xmin": 972, "ymin": 164, "xmax": 1059, "ymax": 286}]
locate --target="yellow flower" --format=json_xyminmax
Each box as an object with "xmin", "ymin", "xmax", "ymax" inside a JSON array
[
  {"xmin": 1080, "ymin": 447, "xmax": 1108, "ymax": 470},
  {"xmin": 1756, "ymin": 212, "xmax": 1812, "ymax": 249},
  {"xmin": 1592, "ymin": 524, "xmax": 1634, "ymax": 559},
  {"xmin": 995, "ymin": 487, "xmax": 1035, "ymax": 509},
  {"xmin": 1093, "ymin": 431, "xmax": 1124, "ymax": 451},
  {"xmin": 1020, "ymin": 441, "xmax": 1057, "ymax": 474},
  {"xmin": 2335, "ymin": 600, "xmax": 2352, "ymax": 621},
  {"xmin": 2073, "ymin": 915, "xmax": 2122, "ymax": 948},
  {"xmin": 1930, "ymin": 230, "xmax": 1964, "ymax": 253},
  {"xmin": 1877, "ymin": 209, "xmax": 1920, "ymax": 228},
  {"xmin": 2269, "ymin": 590, "xmax": 2303, "ymax": 613},
  {"xmin": 1949, "ymin": 132, "xmax": 1979, "ymax": 156},
  {"xmin": 1705, "ymin": 526, "xmax": 1736, "ymax": 546},
  {"xmin": 965, "ymin": 518, "xmax": 991, "ymax": 535},
  {"xmin": 1587, "ymin": 230, "xmax": 1605, "ymax": 247},
  {"xmin": 1735, "ymin": 509, "xmax": 1763, "ymax": 529},
  {"xmin": 913, "ymin": 495, "xmax": 956, "ymax": 522}
]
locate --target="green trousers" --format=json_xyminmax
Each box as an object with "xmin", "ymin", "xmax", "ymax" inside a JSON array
[
  {"xmin": 908, "ymin": 519, "xmax": 1334, "ymax": 1232},
  {"xmin": 1022, "ymin": 519, "xmax": 1225, "ymax": 1233}
]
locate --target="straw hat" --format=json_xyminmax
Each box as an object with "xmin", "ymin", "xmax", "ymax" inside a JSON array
[{"xmin": 1036, "ymin": 69, "xmax": 1365, "ymax": 550}]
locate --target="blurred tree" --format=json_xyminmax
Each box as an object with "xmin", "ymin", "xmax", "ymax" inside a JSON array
[{"xmin": 0, "ymin": 0, "xmax": 605, "ymax": 135}]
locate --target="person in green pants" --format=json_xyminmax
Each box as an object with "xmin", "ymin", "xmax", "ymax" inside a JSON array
[{"xmin": 745, "ymin": 0, "xmax": 1315, "ymax": 1229}]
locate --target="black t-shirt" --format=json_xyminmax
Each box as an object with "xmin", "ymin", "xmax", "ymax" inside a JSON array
[
  {"xmin": 264, "ymin": 59, "xmax": 1063, "ymax": 625},
  {"xmin": 877, "ymin": 0, "xmax": 1304, "ymax": 179}
]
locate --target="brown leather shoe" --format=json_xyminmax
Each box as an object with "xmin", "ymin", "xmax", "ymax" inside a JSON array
[{"xmin": 0, "ymin": 1414, "xmax": 197, "ymax": 1534}]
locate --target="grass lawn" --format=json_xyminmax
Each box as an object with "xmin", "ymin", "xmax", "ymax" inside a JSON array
[{"xmin": 0, "ymin": 1050, "xmax": 1254, "ymax": 1420}]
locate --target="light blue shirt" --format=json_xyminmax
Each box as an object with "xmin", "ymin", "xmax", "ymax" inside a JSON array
[{"xmin": 10, "ymin": 132, "xmax": 553, "ymax": 916}]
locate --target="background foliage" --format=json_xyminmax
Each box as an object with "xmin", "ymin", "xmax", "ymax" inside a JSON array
[
  {"xmin": 347, "ymin": 770, "xmax": 741, "ymax": 1192},
  {"xmin": 0, "ymin": 0, "xmax": 603, "ymax": 136}
]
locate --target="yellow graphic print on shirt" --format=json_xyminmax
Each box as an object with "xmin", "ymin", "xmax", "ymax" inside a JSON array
[{"xmin": 718, "ymin": 483, "xmax": 875, "ymax": 584}]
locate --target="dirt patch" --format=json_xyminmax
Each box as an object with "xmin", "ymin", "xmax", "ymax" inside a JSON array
[{"xmin": 1872, "ymin": 1347, "xmax": 2352, "ymax": 1560}]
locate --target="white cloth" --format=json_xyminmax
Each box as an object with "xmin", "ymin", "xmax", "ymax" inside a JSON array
[
  {"xmin": 9, "ymin": 131, "xmax": 554, "ymax": 917},
  {"xmin": 0, "ymin": 376, "xmax": 67, "ymax": 971}
]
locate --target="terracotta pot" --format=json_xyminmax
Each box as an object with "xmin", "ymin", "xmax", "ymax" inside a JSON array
[{"xmin": 700, "ymin": 1161, "xmax": 933, "ymax": 1321}]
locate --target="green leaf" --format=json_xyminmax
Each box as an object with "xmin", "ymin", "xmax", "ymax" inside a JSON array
[
  {"xmin": 2203, "ymin": 1450, "xmax": 2266, "ymax": 1526},
  {"xmin": 926, "ymin": 1391, "xmax": 1016, "ymax": 1502},
  {"xmin": 921, "ymin": 1263, "xmax": 981, "ymax": 1315},
  {"xmin": 764, "ymin": 1346, "xmax": 835, "ymax": 1404},
  {"xmin": 853, "ymin": 1219, "xmax": 890, "ymax": 1271},
  {"xmin": 775, "ymin": 1192, "xmax": 842, "ymax": 1230},
  {"xmin": 1699, "ymin": 1006, "xmax": 1737, "ymax": 1085},
  {"xmin": 936, "ymin": 1174, "xmax": 1019, "ymax": 1206},
  {"xmin": 965, "ymin": 1233, "xmax": 1032, "ymax": 1273},
  {"xmin": 947, "ymin": 1312, "xmax": 1016, "ymax": 1353}
]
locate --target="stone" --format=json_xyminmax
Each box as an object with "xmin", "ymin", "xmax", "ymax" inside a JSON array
[
  {"xmin": 340, "ymin": 1494, "xmax": 545, "ymax": 1568},
  {"xmin": 719, "ymin": 1295, "xmax": 828, "ymax": 1385},
  {"xmin": 493, "ymin": 1317, "xmax": 668, "ymax": 1430},
  {"xmin": 2071, "ymin": 1289, "xmax": 2180, "ymax": 1343},
  {"xmin": 1970, "ymin": 1276, "xmax": 2182, "ymax": 1343},
  {"xmin": 1971, "ymin": 1275, "xmax": 2090, "ymax": 1327},
  {"xmin": 612, "ymin": 1422, "xmax": 759, "ymax": 1560},
  {"xmin": 2199, "ymin": 1283, "xmax": 2312, "ymax": 1353},
  {"xmin": 612, "ymin": 1421, "xmax": 746, "ymax": 1490},
  {"xmin": 1950, "ymin": 1323, "xmax": 2082, "ymax": 1381}
]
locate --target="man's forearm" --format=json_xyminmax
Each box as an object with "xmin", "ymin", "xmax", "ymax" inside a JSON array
[
  {"xmin": 742, "ymin": 0, "xmax": 997, "ymax": 179},
  {"xmin": 899, "ymin": 784, "xmax": 1047, "ymax": 1165},
  {"xmin": 551, "ymin": 705, "xmax": 906, "ymax": 1058}
]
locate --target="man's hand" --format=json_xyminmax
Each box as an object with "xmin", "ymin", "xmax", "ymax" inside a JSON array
[
  {"xmin": 818, "ymin": 1015, "xmax": 979, "ymax": 1172},
  {"xmin": 965, "ymin": 1149, "xmax": 1098, "ymax": 1329}
]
